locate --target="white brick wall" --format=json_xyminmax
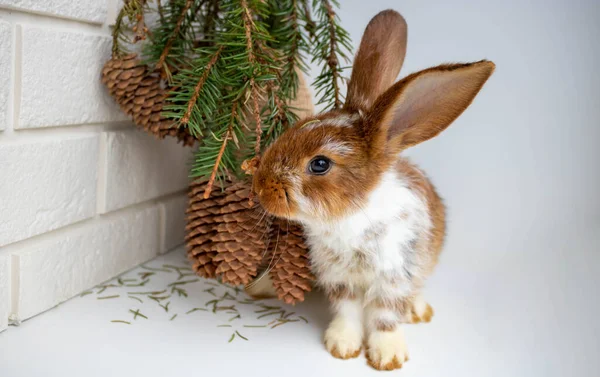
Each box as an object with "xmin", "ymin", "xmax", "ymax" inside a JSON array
[
  {"xmin": 0, "ymin": 255, "xmax": 9, "ymax": 332},
  {"xmin": 0, "ymin": 0, "xmax": 106, "ymax": 24},
  {"xmin": 14, "ymin": 206, "xmax": 160, "ymax": 320},
  {"xmin": 0, "ymin": 136, "xmax": 99, "ymax": 246},
  {"xmin": 160, "ymin": 195, "xmax": 188, "ymax": 254},
  {"xmin": 0, "ymin": 18, "xmax": 10, "ymax": 131},
  {"xmin": 19, "ymin": 26, "xmax": 126, "ymax": 128},
  {"xmin": 101, "ymin": 130, "xmax": 191, "ymax": 212},
  {"xmin": 0, "ymin": 1, "xmax": 192, "ymax": 330}
]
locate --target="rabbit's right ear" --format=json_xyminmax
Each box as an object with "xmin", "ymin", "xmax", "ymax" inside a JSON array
[{"xmin": 344, "ymin": 10, "xmax": 407, "ymax": 113}]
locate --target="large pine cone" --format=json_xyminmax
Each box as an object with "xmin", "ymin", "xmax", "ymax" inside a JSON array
[
  {"xmin": 268, "ymin": 218, "xmax": 315, "ymax": 304},
  {"xmin": 185, "ymin": 179, "xmax": 314, "ymax": 303},
  {"xmin": 101, "ymin": 53, "xmax": 195, "ymax": 146},
  {"xmin": 186, "ymin": 180, "xmax": 270, "ymax": 286}
]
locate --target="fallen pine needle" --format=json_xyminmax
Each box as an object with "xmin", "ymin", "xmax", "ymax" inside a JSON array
[
  {"xmin": 97, "ymin": 295, "xmax": 120, "ymax": 300},
  {"xmin": 168, "ymin": 279, "xmax": 199, "ymax": 287},
  {"xmin": 129, "ymin": 309, "xmax": 148, "ymax": 320},
  {"xmin": 257, "ymin": 311, "xmax": 283, "ymax": 319},
  {"xmin": 128, "ymin": 296, "xmax": 143, "ymax": 304},
  {"xmin": 186, "ymin": 308, "xmax": 208, "ymax": 314}
]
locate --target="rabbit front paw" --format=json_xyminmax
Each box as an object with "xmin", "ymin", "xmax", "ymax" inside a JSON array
[
  {"xmin": 324, "ymin": 317, "xmax": 363, "ymax": 359},
  {"xmin": 366, "ymin": 328, "xmax": 409, "ymax": 371}
]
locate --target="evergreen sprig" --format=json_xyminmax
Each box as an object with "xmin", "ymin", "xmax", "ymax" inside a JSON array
[
  {"xmin": 109, "ymin": 0, "xmax": 353, "ymax": 196},
  {"xmin": 111, "ymin": 0, "xmax": 148, "ymax": 57},
  {"xmin": 311, "ymin": 0, "xmax": 352, "ymax": 110}
]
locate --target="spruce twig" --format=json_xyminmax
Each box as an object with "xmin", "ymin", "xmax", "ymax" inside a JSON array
[
  {"xmin": 203, "ymin": 102, "xmax": 237, "ymax": 199},
  {"xmin": 240, "ymin": 0, "xmax": 263, "ymax": 155},
  {"xmin": 181, "ymin": 46, "xmax": 223, "ymax": 125},
  {"xmin": 300, "ymin": 0, "xmax": 316, "ymax": 40},
  {"xmin": 324, "ymin": 0, "xmax": 341, "ymax": 108},
  {"xmin": 311, "ymin": 0, "xmax": 352, "ymax": 110},
  {"xmin": 111, "ymin": 7, "xmax": 127, "ymax": 57},
  {"xmin": 133, "ymin": 0, "xmax": 148, "ymax": 43},
  {"xmin": 155, "ymin": 0, "xmax": 194, "ymax": 71},
  {"xmin": 157, "ymin": 0, "xmax": 165, "ymax": 23}
]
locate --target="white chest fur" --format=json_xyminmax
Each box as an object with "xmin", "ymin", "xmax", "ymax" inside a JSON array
[{"xmin": 299, "ymin": 170, "xmax": 432, "ymax": 296}]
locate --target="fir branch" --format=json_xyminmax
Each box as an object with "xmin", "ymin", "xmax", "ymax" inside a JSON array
[
  {"xmin": 204, "ymin": 102, "xmax": 237, "ymax": 199},
  {"xmin": 111, "ymin": 7, "xmax": 128, "ymax": 57},
  {"xmin": 163, "ymin": 46, "xmax": 223, "ymax": 138},
  {"xmin": 200, "ymin": 0, "xmax": 220, "ymax": 45},
  {"xmin": 324, "ymin": 1, "xmax": 341, "ymax": 108},
  {"xmin": 251, "ymin": 82, "xmax": 262, "ymax": 155},
  {"xmin": 181, "ymin": 46, "xmax": 223, "ymax": 125},
  {"xmin": 311, "ymin": 0, "xmax": 352, "ymax": 110},
  {"xmin": 269, "ymin": 0, "xmax": 308, "ymax": 95},
  {"xmin": 133, "ymin": 0, "xmax": 148, "ymax": 43},
  {"xmin": 157, "ymin": 0, "xmax": 165, "ymax": 23},
  {"xmin": 112, "ymin": 0, "xmax": 148, "ymax": 55},
  {"xmin": 241, "ymin": 0, "xmax": 256, "ymax": 65},
  {"xmin": 300, "ymin": 0, "xmax": 316, "ymax": 40},
  {"xmin": 109, "ymin": 0, "xmax": 353, "ymax": 181},
  {"xmin": 261, "ymin": 82, "xmax": 297, "ymax": 148},
  {"xmin": 155, "ymin": 0, "xmax": 194, "ymax": 71},
  {"xmin": 240, "ymin": 0, "xmax": 264, "ymax": 155}
]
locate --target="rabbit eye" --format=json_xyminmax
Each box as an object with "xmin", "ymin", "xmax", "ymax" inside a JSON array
[{"xmin": 308, "ymin": 156, "xmax": 332, "ymax": 175}]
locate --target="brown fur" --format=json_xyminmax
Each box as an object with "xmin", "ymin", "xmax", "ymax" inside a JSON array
[
  {"xmin": 367, "ymin": 354, "xmax": 404, "ymax": 371},
  {"xmin": 375, "ymin": 319, "xmax": 397, "ymax": 332},
  {"xmin": 396, "ymin": 159, "xmax": 446, "ymax": 269},
  {"xmin": 326, "ymin": 283, "xmax": 356, "ymax": 302},
  {"xmin": 371, "ymin": 296, "xmax": 412, "ymax": 315},
  {"xmin": 329, "ymin": 347, "xmax": 362, "ymax": 360},
  {"xmin": 345, "ymin": 10, "xmax": 407, "ymax": 113}
]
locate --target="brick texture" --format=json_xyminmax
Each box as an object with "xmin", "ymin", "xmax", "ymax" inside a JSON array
[
  {"xmin": 0, "ymin": 136, "xmax": 99, "ymax": 247},
  {"xmin": 0, "ymin": 255, "xmax": 9, "ymax": 332},
  {"xmin": 0, "ymin": 19, "xmax": 10, "ymax": 131},
  {"xmin": 160, "ymin": 195, "xmax": 188, "ymax": 253},
  {"xmin": 18, "ymin": 26, "xmax": 126, "ymax": 129},
  {"xmin": 0, "ymin": 0, "xmax": 107, "ymax": 24},
  {"xmin": 101, "ymin": 129, "xmax": 191, "ymax": 213},
  {"xmin": 14, "ymin": 206, "xmax": 160, "ymax": 320}
]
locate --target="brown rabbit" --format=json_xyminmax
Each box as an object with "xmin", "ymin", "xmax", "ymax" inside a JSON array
[{"xmin": 252, "ymin": 9, "xmax": 494, "ymax": 371}]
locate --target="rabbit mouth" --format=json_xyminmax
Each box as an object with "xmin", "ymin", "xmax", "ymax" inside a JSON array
[
  {"xmin": 255, "ymin": 184, "xmax": 295, "ymax": 219},
  {"xmin": 259, "ymin": 195, "xmax": 293, "ymax": 219}
]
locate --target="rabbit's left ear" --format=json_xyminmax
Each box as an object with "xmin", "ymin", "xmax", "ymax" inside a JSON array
[{"xmin": 367, "ymin": 60, "xmax": 495, "ymax": 154}]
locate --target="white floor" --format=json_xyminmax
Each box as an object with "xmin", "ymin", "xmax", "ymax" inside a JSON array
[{"xmin": 0, "ymin": 244, "xmax": 598, "ymax": 377}]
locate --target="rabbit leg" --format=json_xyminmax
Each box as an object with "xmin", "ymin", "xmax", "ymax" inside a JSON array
[
  {"xmin": 364, "ymin": 297, "xmax": 410, "ymax": 371},
  {"xmin": 408, "ymin": 294, "xmax": 434, "ymax": 324},
  {"xmin": 323, "ymin": 284, "xmax": 363, "ymax": 359}
]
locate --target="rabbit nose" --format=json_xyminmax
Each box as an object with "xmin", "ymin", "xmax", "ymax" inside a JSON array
[{"xmin": 265, "ymin": 178, "xmax": 286, "ymax": 198}]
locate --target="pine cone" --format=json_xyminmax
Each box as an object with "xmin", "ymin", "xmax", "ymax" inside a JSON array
[
  {"xmin": 269, "ymin": 218, "xmax": 315, "ymax": 305},
  {"xmin": 185, "ymin": 179, "xmax": 315, "ymax": 304},
  {"xmin": 186, "ymin": 179, "xmax": 271, "ymax": 286},
  {"xmin": 101, "ymin": 53, "xmax": 195, "ymax": 146}
]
